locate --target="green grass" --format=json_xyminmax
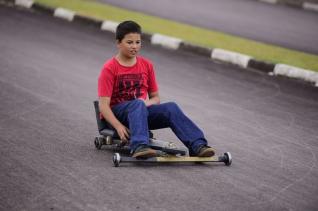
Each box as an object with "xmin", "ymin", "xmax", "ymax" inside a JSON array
[{"xmin": 35, "ymin": 0, "xmax": 318, "ymax": 72}]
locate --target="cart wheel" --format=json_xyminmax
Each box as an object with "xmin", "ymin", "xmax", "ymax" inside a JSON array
[
  {"xmin": 224, "ymin": 152, "xmax": 232, "ymax": 166},
  {"xmin": 105, "ymin": 136, "xmax": 112, "ymax": 145},
  {"xmin": 113, "ymin": 153, "xmax": 121, "ymax": 167},
  {"xmin": 94, "ymin": 137, "xmax": 102, "ymax": 150}
]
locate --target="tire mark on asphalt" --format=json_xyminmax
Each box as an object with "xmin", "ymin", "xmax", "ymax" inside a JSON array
[
  {"xmin": 251, "ymin": 137, "xmax": 317, "ymax": 205},
  {"xmin": 204, "ymin": 83, "xmax": 317, "ymax": 205},
  {"xmin": 0, "ymin": 75, "xmax": 61, "ymax": 125}
]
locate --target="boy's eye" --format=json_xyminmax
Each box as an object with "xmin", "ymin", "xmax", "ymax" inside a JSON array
[{"xmin": 126, "ymin": 40, "xmax": 141, "ymax": 45}]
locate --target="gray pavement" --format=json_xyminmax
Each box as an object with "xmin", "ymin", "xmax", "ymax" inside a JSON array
[
  {"xmin": 1, "ymin": 5, "xmax": 318, "ymax": 211},
  {"xmin": 97, "ymin": 0, "xmax": 318, "ymax": 54}
]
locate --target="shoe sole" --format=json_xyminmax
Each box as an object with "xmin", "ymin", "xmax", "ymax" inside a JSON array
[
  {"xmin": 132, "ymin": 149, "xmax": 157, "ymax": 159},
  {"xmin": 198, "ymin": 148, "xmax": 216, "ymax": 157}
]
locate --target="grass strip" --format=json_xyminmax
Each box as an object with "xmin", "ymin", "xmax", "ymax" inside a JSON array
[{"xmin": 35, "ymin": 0, "xmax": 318, "ymax": 72}]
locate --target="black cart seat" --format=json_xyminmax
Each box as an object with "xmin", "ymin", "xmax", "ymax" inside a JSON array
[
  {"xmin": 94, "ymin": 101, "xmax": 120, "ymax": 138},
  {"xmin": 93, "ymin": 101, "xmax": 153, "ymax": 138}
]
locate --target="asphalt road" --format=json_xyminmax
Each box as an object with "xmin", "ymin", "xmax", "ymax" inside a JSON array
[
  {"xmin": 1, "ymin": 5, "xmax": 318, "ymax": 211},
  {"xmin": 97, "ymin": 0, "xmax": 318, "ymax": 54}
]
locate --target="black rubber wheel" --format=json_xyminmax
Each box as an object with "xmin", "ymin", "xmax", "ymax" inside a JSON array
[
  {"xmin": 94, "ymin": 137, "xmax": 102, "ymax": 150},
  {"xmin": 113, "ymin": 153, "xmax": 121, "ymax": 167},
  {"xmin": 224, "ymin": 152, "xmax": 232, "ymax": 166}
]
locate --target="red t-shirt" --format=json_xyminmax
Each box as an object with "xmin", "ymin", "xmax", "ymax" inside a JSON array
[{"xmin": 98, "ymin": 56, "xmax": 158, "ymax": 107}]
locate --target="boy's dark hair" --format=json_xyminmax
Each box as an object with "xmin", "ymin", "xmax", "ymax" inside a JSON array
[{"xmin": 116, "ymin": 21, "xmax": 142, "ymax": 42}]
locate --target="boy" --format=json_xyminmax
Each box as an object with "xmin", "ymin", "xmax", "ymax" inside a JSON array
[{"xmin": 98, "ymin": 20, "xmax": 215, "ymax": 159}]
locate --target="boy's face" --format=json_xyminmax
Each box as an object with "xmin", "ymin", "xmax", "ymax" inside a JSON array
[{"xmin": 117, "ymin": 33, "xmax": 141, "ymax": 59}]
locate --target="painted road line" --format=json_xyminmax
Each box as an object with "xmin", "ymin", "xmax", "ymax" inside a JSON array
[
  {"xmin": 211, "ymin": 48, "xmax": 251, "ymax": 68},
  {"xmin": 151, "ymin": 34, "xmax": 182, "ymax": 50}
]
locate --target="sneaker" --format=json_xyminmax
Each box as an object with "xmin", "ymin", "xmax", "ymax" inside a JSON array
[
  {"xmin": 197, "ymin": 146, "xmax": 216, "ymax": 157},
  {"xmin": 132, "ymin": 145, "xmax": 157, "ymax": 159}
]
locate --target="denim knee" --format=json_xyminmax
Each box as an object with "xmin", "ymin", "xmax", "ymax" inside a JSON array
[
  {"xmin": 128, "ymin": 99, "xmax": 148, "ymax": 113},
  {"xmin": 164, "ymin": 102, "xmax": 181, "ymax": 114}
]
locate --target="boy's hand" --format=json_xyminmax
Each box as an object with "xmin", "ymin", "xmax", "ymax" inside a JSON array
[
  {"xmin": 139, "ymin": 92, "xmax": 160, "ymax": 107},
  {"xmin": 140, "ymin": 98, "xmax": 151, "ymax": 107},
  {"xmin": 115, "ymin": 123, "xmax": 130, "ymax": 141}
]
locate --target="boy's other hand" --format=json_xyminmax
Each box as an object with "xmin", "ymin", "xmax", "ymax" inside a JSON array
[
  {"xmin": 139, "ymin": 92, "xmax": 160, "ymax": 107},
  {"xmin": 140, "ymin": 98, "xmax": 150, "ymax": 107},
  {"xmin": 115, "ymin": 124, "xmax": 130, "ymax": 141},
  {"xmin": 139, "ymin": 98, "xmax": 154, "ymax": 107}
]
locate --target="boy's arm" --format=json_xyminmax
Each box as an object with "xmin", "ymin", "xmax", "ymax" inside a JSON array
[
  {"xmin": 99, "ymin": 97, "xmax": 130, "ymax": 141},
  {"xmin": 143, "ymin": 91, "xmax": 160, "ymax": 107}
]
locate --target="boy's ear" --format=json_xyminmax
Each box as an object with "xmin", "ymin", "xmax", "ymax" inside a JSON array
[{"xmin": 116, "ymin": 40, "xmax": 121, "ymax": 48}]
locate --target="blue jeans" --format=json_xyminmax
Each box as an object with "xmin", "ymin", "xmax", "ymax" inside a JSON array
[{"xmin": 111, "ymin": 99, "xmax": 208, "ymax": 155}]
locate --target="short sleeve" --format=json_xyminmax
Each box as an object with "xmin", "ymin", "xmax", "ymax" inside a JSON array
[
  {"xmin": 148, "ymin": 62, "xmax": 158, "ymax": 93},
  {"xmin": 98, "ymin": 65, "xmax": 114, "ymax": 97}
]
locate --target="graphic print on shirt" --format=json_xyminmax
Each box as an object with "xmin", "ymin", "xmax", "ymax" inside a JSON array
[{"xmin": 112, "ymin": 73, "xmax": 142, "ymax": 104}]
